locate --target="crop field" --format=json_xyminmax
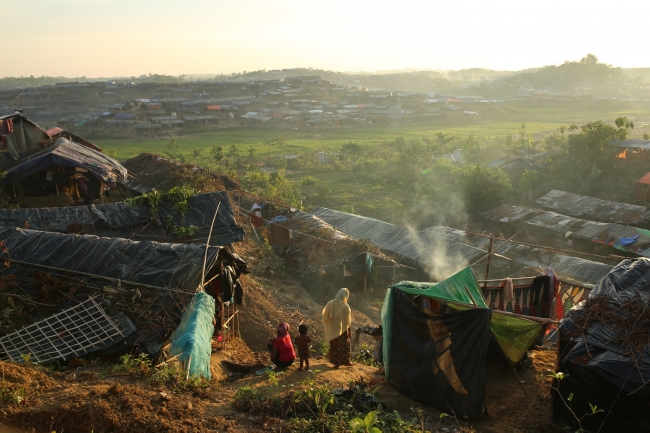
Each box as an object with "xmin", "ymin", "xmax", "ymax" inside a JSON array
[
  {"xmin": 94, "ymin": 103, "xmax": 650, "ymax": 161},
  {"xmin": 96, "ymin": 120, "xmax": 568, "ymax": 160}
]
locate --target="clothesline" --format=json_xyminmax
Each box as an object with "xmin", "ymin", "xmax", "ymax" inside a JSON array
[{"xmin": 477, "ymin": 277, "xmax": 538, "ymax": 283}]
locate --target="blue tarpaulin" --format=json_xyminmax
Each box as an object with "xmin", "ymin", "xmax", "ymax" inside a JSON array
[{"xmin": 168, "ymin": 291, "xmax": 215, "ymax": 378}]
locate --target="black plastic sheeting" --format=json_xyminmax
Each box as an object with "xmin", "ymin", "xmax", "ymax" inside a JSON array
[
  {"xmin": 0, "ymin": 228, "xmax": 248, "ymax": 359},
  {"xmin": 0, "ymin": 227, "xmax": 221, "ymax": 291},
  {"xmin": 0, "ymin": 191, "xmax": 245, "ymax": 247},
  {"xmin": 556, "ymin": 259, "xmax": 650, "ymax": 433},
  {"xmin": 387, "ymin": 289, "xmax": 491, "ymax": 420}
]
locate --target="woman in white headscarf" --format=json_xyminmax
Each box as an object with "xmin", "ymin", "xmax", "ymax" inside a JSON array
[{"xmin": 322, "ymin": 288, "xmax": 353, "ymax": 368}]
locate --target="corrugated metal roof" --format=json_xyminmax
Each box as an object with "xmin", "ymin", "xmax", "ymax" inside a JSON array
[{"xmin": 536, "ymin": 190, "xmax": 650, "ymax": 225}]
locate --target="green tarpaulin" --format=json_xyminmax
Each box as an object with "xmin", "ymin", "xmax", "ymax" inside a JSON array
[
  {"xmin": 387, "ymin": 267, "xmax": 543, "ymax": 366},
  {"xmin": 393, "ymin": 268, "xmax": 487, "ymax": 307},
  {"xmin": 447, "ymin": 303, "xmax": 543, "ymax": 364}
]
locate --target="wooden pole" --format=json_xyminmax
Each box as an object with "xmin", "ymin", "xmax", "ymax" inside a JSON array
[
  {"xmin": 469, "ymin": 232, "xmax": 519, "ymax": 267},
  {"xmin": 250, "ymin": 221, "xmax": 260, "ymax": 241},
  {"xmin": 484, "ymin": 237, "xmax": 494, "ymax": 290},
  {"xmin": 363, "ymin": 270, "xmax": 367, "ymax": 294}
]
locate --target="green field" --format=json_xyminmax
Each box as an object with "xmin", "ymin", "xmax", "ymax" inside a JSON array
[
  {"xmin": 90, "ymin": 104, "xmax": 650, "ymax": 227},
  {"xmin": 96, "ymin": 121, "xmax": 571, "ymax": 161},
  {"xmin": 95, "ymin": 102, "xmax": 650, "ymax": 161}
]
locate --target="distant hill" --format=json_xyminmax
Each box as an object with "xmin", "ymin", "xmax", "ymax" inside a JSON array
[
  {"xmin": 622, "ymin": 68, "xmax": 650, "ymax": 80},
  {"xmin": 2, "ymin": 55, "xmax": 646, "ymax": 90},
  {"xmin": 506, "ymin": 54, "xmax": 623, "ymax": 86}
]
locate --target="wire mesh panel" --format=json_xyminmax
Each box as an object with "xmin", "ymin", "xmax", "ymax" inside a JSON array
[{"xmin": 0, "ymin": 297, "xmax": 125, "ymax": 364}]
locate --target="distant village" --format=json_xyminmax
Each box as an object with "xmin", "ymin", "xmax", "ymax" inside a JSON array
[{"xmin": 1, "ymin": 68, "xmax": 648, "ymax": 136}]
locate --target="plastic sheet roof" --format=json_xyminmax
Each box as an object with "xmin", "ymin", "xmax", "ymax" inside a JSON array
[
  {"xmin": 525, "ymin": 211, "xmax": 611, "ymax": 240},
  {"xmin": 0, "ymin": 191, "xmax": 244, "ymax": 247},
  {"xmin": 4, "ymin": 138, "xmax": 126, "ymax": 185},
  {"xmin": 482, "ymin": 204, "xmax": 543, "ymax": 223},
  {"xmin": 313, "ymin": 207, "xmax": 614, "ymax": 286},
  {"xmin": 536, "ymin": 190, "xmax": 650, "ymax": 226},
  {"xmin": 611, "ymin": 139, "xmax": 650, "ymax": 150},
  {"xmin": 0, "ymin": 227, "xmax": 220, "ymax": 292}
]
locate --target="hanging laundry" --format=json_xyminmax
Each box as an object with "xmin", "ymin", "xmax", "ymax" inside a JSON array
[
  {"xmin": 1, "ymin": 119, "xmax": 14, "ymax": 135},
  {"xmin": 268, "ymin": 223, "xmax": 290, "ymax": 245},
  {"xmin": 221, "ymin": 266, "xmax": 234, "ymax": 303},
  {"xmin": 264, "ymin": 215, "xmax": 288, "ymax": 226},
  {"xmin": 250, "ymin": 213, "xmax": 264, "ymax": 228},
  {"xmin": 365, "ymin": 253, "xmax": 373, "ymax": 274},
  {"xmin": 234, "ymin": 281, "xmax": 243, "ymax": 305},
  {"xmin": 531, "ymin": 275, "xmax": 550, "ymax": 306},
  {"xmin": 500, "ymin": 278, "xmax": 514, "ymax": 302}
]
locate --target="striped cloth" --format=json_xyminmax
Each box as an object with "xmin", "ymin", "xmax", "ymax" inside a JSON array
[{"xmin": 483, "ymin": 282, "xmax": 548, "ymax": 317}]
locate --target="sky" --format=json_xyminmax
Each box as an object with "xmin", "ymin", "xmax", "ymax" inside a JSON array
[{"xmin": 5, "ymin": 0, "xmax": 650, "ymax": 77}]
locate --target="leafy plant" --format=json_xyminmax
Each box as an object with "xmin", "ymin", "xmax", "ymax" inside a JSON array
[
  {"xmin": 151, "ymin": 362, "xmax": 212, "ymax": 395},
  {"xmin": 546, "ymin": 371, "xmax": 604, "ymax": 433},
  {"xmin": 126, "ymin": 185, "xmax": 196, "ymax": 218},
  {"xmin": 350, "ymin": 411, "xmax": 382, "ymax": 433},
  {"xmin": 266, "ymin": 370, "xmax": 284, "ymax": 387},
  {"xmin": 0, "ymin": 387, "xmax": 25, "ymax": 404},
  {"xmin": 165, "ymin": 215, "xmax": 198, "ymax": 238},
  {"xmin": 111, "ymin": 353, "xmax": 150, "ymax": 376},
  {"xmin": 231, "ymin": 386, "xmax": 266, "ymax": 412}
]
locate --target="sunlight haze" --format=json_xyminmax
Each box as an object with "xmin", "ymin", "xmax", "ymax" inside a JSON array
[{"xmin": 6, "ymin": 0, "xmax": 650, "ymax": 77}]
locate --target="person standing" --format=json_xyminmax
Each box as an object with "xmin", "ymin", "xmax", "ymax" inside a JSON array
[
  {"xmin": 322, "ymin": 288, "xmax": 353, "ymax": 368},
  {"xmin": 295, "ymin": 324, "xmax": 311, "ymax": 370}
]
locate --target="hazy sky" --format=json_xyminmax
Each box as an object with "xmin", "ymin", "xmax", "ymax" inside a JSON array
[{"xmin": 6, "ymin": 0, "xmax": 650, "ymax": 77}]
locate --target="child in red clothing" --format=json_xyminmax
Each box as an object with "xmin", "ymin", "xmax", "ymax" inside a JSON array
[{"xmin": 294, "ymin": 324, "xmax": 311, "ymax": 370}]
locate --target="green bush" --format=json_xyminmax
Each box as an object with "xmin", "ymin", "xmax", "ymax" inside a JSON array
[{"xmin": 302, "ymin": 176, "xmax": 318, "ymax": 187}]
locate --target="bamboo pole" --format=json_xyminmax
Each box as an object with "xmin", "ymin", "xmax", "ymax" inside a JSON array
[
  {"xmin": 201, "ymin": 202, "xmax": 221, "ymax": 290},
  {"xmin": 469, "ymin": 232, "xmax": 520, "ymax": 267}
]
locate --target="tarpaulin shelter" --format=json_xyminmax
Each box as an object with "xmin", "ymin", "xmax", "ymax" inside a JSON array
[
  {"xmin": 312, "ymin": 207, "xmax": 614, "ymax": 285},
  {"xmin": 536, "ymin": 189, "xmax": 650, "ymax": 228},
  {"xmin": 44, "ymin": 126, "xmax": 102, "ymax": 152},
  {"xmin": 0, "ymin": 227, "xmax": 248, "ymax": 358},
  {"xmin": 0, "ymin": 110, "xmax": 49, "ymax": 161},
  {"xmin": 382, "ymin": 268, "xmax": 545, "ymax": 420},
  {"xmin": 3, "ymin": 138, "xmax": 127, "ymax": 187},
  {"xmin": 1, "ymin": 111, "xmax": 100, "ymax": 165},
  {"xmin": 554, "ymin": 259, "xmax": 650, "ymax": 433},
  {"xmin": 0, "ymin": 191, "xmax": 244, "ymax": 247}
]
